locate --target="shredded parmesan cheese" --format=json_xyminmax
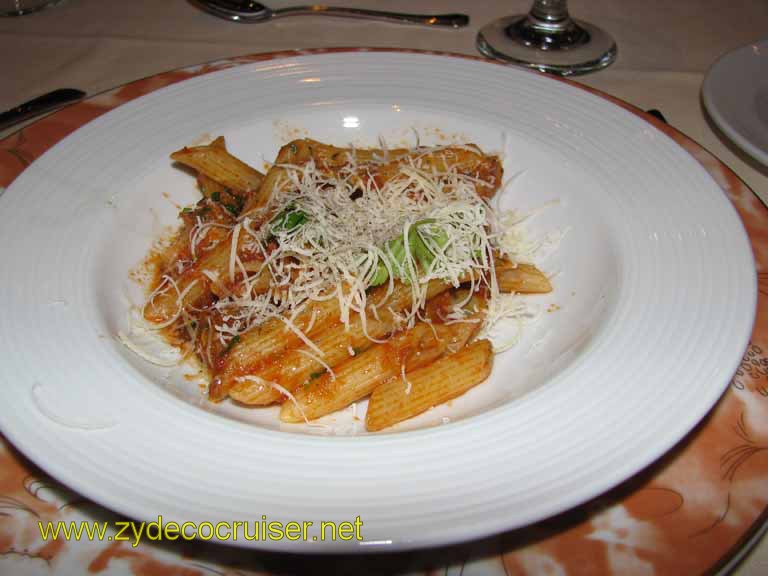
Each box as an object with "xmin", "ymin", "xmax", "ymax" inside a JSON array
[
  {"xmin": 228, "ymin": 223, "xmax": 242, "ymax": 283},
  {"xmin": 116, "ymin": 331, "xmax": 182, "ymax": 367},
  {"xmin": 200, "ymin": 150, "xmax": 511, "ymax": 347},
  {"xmin": 401, "ymin": 362, "xmax": 413, "ymax": 395}
]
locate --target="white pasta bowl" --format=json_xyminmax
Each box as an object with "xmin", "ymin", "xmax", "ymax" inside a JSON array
[{"xmin": 0, "ymin": 50, "xmax": 756, "ymax": 551}]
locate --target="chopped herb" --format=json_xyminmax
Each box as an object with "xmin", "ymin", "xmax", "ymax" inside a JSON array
[
  {"xmin": 413, "ymin": 221, "xmax": 449, "ymax": 272},
  {"xmin": 369, "ymin": 219, "xmax": 449, "ymax": 287},
  {"xmin": 207, "ymin": 187, "xmax": 246, "ymax": 217},
  {"xmin": 289, "ymin": 143, "xmax": 298, "ymax": 154},
  {"xmin": 270, "ymin": 206, "xmax": 308, "ymax": 235},
  {"xmin": 309, "ymin": 369, "xmax": 326, "ymax": 380},
  {"xmin": 224, "ymin": 335, "xmax": 241, "ymax": 354}
]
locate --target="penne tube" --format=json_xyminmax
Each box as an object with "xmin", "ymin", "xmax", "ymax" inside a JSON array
[
  {"xmin": 240, "ymin": 139, "xmax": 312, "ymax": 215},
  {"xmin": 194, "ymin": 137, "xmax": 229, "ymax": 198},
  {"xmin": 244, "ymin": 138, "xmax": 503, "ymax": 212},
  {"xmin": 226, "ymin": 285, "xmax": 451, "ymax": 405},
  {"xmin": 213, "ymin": 296, "xmax": 341, "ymax": 391},
  {"xmin": 279, "ymin": 342, "xmax": 395, "ymax": 423},
  {"xmin": 144, "ymin": 218, "xmax": 273, "ymax": 325},
  {"xmin": 180, "ymin": 137, "xmax": 260, "ymax": 217},
  {"xmin": 216, "ymin": 278, "xmax": 456, "ymax": 401},
  {"xmin": 209, "ymin": 135, "xmax": 227, "ymax": 150},
  {"xmin": 153, "ymin": 221, "xmax": 194, "ymax": 274},
  {"xmin": 226, "ymin": 319, "xmax": 374, "ymax": 405},
  {"xmin": 171, "ymin": 143, "xmax": 265, "ymax": 196},
  {"xmin": 296, "ymin": 138, "xmax": 501, "ymax": 195},
  {"xmin": 365, "ymin": 339, "xmax": 493, "ymax": 432},
  {"xmin": 225, "ymin": 283, "xmax": 488, "ymax": 404},
  {"xmin": 495, "ymin": 260, "xmax": 552, "ymax": 294},
  {"xmin": 144, "ymin": 270, "xmax": 215, "ymax": 326},
  {"xmin": 297, "ymin": 138, "xmax": 412, "ymax": 171},
  {"xmin": 370, "ymin": 146, "xmax": 502, "ymax": 198},
  {"xmin": 197, "ymin": 172, "xmax": 228, "ymax": 200},
  {"xmin": 144, "ymin": 250, "xmax": 271, "ymax": 326},
  {"xmin": 279, "ymin": 320, "xmax": 481, "ymax": 422}
]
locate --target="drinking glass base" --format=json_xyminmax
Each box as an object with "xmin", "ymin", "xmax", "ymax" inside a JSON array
[{"xmin": 477, "ymin": 14, "xmax": 617, "ymax": 76}]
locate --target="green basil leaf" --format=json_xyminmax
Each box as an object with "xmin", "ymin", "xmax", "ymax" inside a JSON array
[{"xmin": 270, "ymin": 206, "xmax": 308, "ymax": 235}]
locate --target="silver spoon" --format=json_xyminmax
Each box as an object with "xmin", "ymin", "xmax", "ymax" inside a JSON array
[{"xmin": 191, "ymin": 0, "xmax": 469, "ymax": 28}]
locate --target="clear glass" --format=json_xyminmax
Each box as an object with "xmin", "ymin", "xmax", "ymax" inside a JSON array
[
  {"xmin": 1, "ymin": 0, "xmax": 63, "ymax": 16},
  {"xmin": 477, "ymin": 0, "xmax": 617, "ymax": 76}
]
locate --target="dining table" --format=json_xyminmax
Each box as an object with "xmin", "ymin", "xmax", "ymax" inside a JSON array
[{"xmin": 1, "ymin": 1, "xmax": 767, "ymax": 574}]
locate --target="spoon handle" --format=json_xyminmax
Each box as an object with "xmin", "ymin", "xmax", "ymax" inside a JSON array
[{"xmin": 273, "ymin": 5, "xmax": 468, "ymax": 27}]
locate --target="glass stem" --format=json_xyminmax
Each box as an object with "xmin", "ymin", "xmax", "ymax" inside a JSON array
[
  {"xmin": 529, "ymin": 0, "xmax": 570, "ymax": 30},
  {"xmin": 512, "ymin": 0, "xmax": 587, "ymax": 50}
]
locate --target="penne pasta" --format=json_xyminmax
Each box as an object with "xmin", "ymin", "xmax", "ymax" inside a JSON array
[
  {"xmin": 215, "ymin": 277, "xmax": 456, "ymax": 401},
  {"xmin": 279, "ymin": 319, "xmax": 481, "ymax": 422},
  {"xmin": 310, "ymin": 138, "xmax": 501, "ymax": 196},
  {"xmin": 366, "ymin": 339, "xmax": 493, "ymax": 432},
  {"xmin": 226, "ymin": 286, "xmax": 482, "ymax": 405},
  {"xmin": 495, "ymin": 260, "xmax": 552, "ymax": 294},
  {"xmin": 226, "ymin": 285, "xmax": 488, "ymax": 405},
  {"xmin": 171, "ymin": 142, "xmax": 265, "ymax": 197},
  {"xmin": 137, "ymin": 135, "xmax": 553, "ymax": 432}
]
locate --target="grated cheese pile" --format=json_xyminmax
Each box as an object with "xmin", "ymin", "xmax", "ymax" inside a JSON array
[{"xmin": 143, "ymin": 143, "xmax": 545, "ymax": 363}]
